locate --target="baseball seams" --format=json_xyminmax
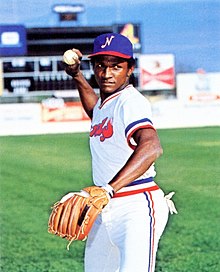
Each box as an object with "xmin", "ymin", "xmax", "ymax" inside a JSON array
[{"xmin": 63, "ymin": 50, "xmax": 79, "ymax": 65}]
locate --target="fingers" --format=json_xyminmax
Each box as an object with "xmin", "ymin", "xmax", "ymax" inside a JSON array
[
  {"xmin": 60, "ymin": 192, "xmax": 75, "ymax": 203},
  {"xmin": 71, "ymin": 48, "xmax": 83, "ymax": 60},
  {"xmin": 63, "ymin": 48, "xmax": 83, "ymax": 77}
]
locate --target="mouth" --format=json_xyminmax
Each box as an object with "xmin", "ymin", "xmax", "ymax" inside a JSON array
[{"xmin": 101, "ymin": 81, "xmax": 115, "ymax": 86}]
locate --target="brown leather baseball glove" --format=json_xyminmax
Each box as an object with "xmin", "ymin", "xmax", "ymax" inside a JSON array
[{"xmin": 48, "ymin": 186, "xmax": 112, "ymax": 249}]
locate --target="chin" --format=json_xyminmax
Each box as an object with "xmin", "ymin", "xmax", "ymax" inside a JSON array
[{"xmin": 101, "ymin": 87, "xmax": 116, "ymax": 93}]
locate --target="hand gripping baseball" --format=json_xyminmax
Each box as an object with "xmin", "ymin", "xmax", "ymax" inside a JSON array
[
  {"xmin": 63, "ymin": 48, "xmax": 82, "ymax": 77},
  {"xmin": 48, "ymin": 185, "xmax": 113, "ymax": 249}
]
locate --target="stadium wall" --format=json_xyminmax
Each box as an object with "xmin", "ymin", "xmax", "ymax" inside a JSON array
[{"xmin": 1, "ymin": 98, "xmax": 219, "ymax": 136}]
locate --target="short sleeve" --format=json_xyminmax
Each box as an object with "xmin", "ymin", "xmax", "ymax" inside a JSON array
[{"xmin": 120, "ymin": 94, "xmax": 155, "ymax": 149}]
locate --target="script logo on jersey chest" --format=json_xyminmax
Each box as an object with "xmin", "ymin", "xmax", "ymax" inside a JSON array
[{"xmin": 90, "ymin": 117, "xmax": 113, "ymax": 142}]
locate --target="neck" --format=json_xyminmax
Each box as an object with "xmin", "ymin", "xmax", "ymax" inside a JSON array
[{"xmin": 100, "ymin": 81, "xmax": 130, "ymax": 102}]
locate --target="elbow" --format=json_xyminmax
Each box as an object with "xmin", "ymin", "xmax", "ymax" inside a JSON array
[{"xmin": 156, "ymin": 145, "xmax": 163, "ymax": 159}]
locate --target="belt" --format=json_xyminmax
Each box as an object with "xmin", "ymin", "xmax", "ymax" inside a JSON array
[{"xmin": 113, "ymin": 177, "xmax": 160, "ymax": 198}]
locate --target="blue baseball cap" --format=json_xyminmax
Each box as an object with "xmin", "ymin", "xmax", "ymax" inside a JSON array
[{"xmin": 88, "ymin": 33, "xmax": 134, "ymax": 59}]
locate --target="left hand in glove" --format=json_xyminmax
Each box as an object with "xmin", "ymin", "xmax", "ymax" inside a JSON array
[{"xmin": 48, "ymin": 185, "xmax": 113, "ymax": 249}]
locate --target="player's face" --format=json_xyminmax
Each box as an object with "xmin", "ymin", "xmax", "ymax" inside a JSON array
[{"xmin": 93, "ymin": 56, "xmax": 134, "ymax": 100}]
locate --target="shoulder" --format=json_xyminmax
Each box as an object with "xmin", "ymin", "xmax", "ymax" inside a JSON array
[
  {"xmin": 121, "ymin": 85, "xmax": 149, "ymax": 100},
  {"xmin": 119, "ymin": 85, "xmax": 151, "ymax": 108}
]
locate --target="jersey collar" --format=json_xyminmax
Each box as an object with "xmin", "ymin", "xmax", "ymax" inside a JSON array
[
  {"xmin": 99, "ymin": 84, "xmax": 132, "ymax": 109},
  {"xmin": 99, "ymin": 91, "xmax": 122, "ymax": 109}
]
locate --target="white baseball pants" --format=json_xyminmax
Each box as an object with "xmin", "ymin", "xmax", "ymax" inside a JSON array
[{"xmin": 84, "ymin": 188, "xmax": 169, "ymax": 272}]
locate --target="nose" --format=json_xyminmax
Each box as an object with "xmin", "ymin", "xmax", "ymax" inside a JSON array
[{"xmin": 103, "ymin": 67, "xmax": 112, "ymax": 78}]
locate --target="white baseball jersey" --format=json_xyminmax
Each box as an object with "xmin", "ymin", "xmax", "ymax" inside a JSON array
[{"xmin": 89, "ymin": 84, "xmax": 158, "ymax": 196}]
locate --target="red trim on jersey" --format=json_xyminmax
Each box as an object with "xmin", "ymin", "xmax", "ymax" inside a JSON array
[
  {"xmin": 113, "ymin": 185, "xmax": 159, "ymax": 198},
  {"xmin": 127, "ymin": 124, "xmax": 155, "ymax": 150},
  {"xmin": 99, "ymin": 92, "xmax": 122, "ymax": 109}
]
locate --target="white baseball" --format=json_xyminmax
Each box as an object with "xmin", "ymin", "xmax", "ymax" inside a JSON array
[{"xmin": 63, "ymin": 50, "xmax": 79, "ymax": 65}]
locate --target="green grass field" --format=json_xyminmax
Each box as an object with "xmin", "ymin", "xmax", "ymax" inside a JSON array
[{"xmin": 1, "ymin": 127, "xmax": 220, "ymax": 272}]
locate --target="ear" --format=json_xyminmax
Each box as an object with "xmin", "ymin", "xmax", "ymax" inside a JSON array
[{"xmin": 127, "ymin": 66, "xmax": 135, "ymax": 77}]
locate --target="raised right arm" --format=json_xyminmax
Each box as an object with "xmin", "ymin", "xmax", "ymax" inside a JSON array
[{"xmin": 65, "ymin": 49, "xmax": 98, "ymax": 119}]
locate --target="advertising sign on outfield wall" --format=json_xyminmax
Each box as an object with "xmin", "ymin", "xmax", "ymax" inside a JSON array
[
  {"xmin": 176, "ymin": 70, "xmax": 220, "ymax": 105},
  {"xmin": 41, "ymin": 98, "xmax": 89, "ymax": 122},
  {"xmin": 139, "ymin": 54, "xmax": 175, "ymax": 90},
  {"xmin": 0, "ymin": 25, "xmax": 27, "ymax": 56}
]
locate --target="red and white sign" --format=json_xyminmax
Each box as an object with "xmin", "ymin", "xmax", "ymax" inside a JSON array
[
  {"xmin": 41, "ymin": 98, "xmax": 89, "ymax": 122},
  {"xmin": 139, "ymin": 54, "xmax": 175, "ymax": 90}
]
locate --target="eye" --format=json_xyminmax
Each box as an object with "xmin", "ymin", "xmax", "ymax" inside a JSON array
[
  {"xmin": 113, "ymin": 65, "xmax": 121, "ymax": 70},
  {"xmin": 95, "ymin": 63, "xmax": 104, "ymax": 69}
]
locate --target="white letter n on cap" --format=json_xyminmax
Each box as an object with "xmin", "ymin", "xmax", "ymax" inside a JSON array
[{"xmin": 101, "ymin": 35, "xmax": 115, "ymax": 48}]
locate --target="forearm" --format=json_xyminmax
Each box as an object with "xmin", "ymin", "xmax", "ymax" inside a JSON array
[
  {"xmin": 109, "ymin": 128, "xmax": 163, "ymax": 193},
  {"xmin": 64, "ymin": 49, "xmax": 98, "ymax": 119},
  {"xmin": 109, "ymin": 144, "xmax": 162, "ymax": 192},
  {"xmin": 72, "ymin": 72, "xmax": 98, "ymax": 119}
]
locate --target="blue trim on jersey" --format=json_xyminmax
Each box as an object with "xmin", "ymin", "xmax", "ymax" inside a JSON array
[
  {"xmin": 126, "ymin": 177, "xmax": 154, "ymax": 187},
  {"xmin": 125, "ymin": 118, "xmax": 153, "ymax": 136}
]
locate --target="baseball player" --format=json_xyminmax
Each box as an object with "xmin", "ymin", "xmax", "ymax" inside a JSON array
[{"xmin": 65, "ymin": 33, "xmax": 177, "ymax": 272}]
